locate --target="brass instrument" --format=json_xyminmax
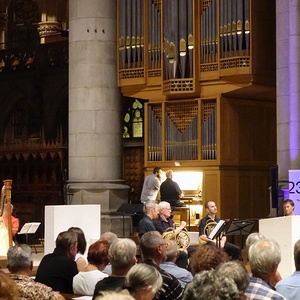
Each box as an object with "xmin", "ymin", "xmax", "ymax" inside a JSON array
[
  {"xmin": 199, "ymin": 218, "xmax": 218, "ymax": 246},
  {"xmin": 162, "ymin": 227, "xmax": 190, "ymax": 251}
]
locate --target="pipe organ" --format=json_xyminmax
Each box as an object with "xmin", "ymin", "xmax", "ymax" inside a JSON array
[{"xmin": 118, "ymin": 0, "xmax": 276, "ymax": 219}]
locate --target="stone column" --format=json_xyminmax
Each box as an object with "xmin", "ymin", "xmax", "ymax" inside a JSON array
[
  {"xmin": 276, "ymin": 0, "xmax": 300, "ymax": 181},
  {"xmin": 68, "ymin": 0, "xmax": 129, "ymax": 235}
]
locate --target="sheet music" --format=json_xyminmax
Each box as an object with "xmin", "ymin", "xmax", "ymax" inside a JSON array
[
  {"xmin": 18, "ymin": 222, "xmax": 41, "ymax": 234},
  {"xmin": 208, "ymin": 219, "xmax": 225, "ymax": 240}
]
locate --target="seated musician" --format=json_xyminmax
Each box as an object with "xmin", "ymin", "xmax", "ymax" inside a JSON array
[
  {"xmin": 198, "ymin": 200, "xmax": 240, "ymax": 260},
  {"xmin": 153, "ymin": 201, "xmax": 190, "ymax": 269}
]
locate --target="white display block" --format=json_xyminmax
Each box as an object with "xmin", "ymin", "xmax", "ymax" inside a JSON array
[
  {"xmin": 288, "ymin": 170, "xmax": 300, "ymax": 215},
  {"xmin": 259, "ymin": 216, "xmax": 300, "ymax": 279},
  {"xmin": 44, "ymin": 205, "xmax": 101, "ymax": 255}
]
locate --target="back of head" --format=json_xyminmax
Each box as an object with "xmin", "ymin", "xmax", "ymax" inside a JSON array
[
  {"xmin": 7, "ymin": 244, "xmax": 32, "ymax": 273},
  {"xmin": 216, "ymin": 261, "xmax": 250, "ymax": 294},
  {"xmin": 124, "ymin": 263, "xmax": 163, "ymax": 296},
  {"xmin": 88, "ymin": 240, "xmax": 109, "ymax": 266},
  {"xmin": 189, "ymin": 245, "xmax": 229, "ymax": 275},
  {"xmin": 0, "ymin": 270, "xmax": 19, "ymax": 300},
  {"xmin": 95, "ymin": 291, "xmax": 134, "ymax": 300},
  {"xmin": 140, "ymin": 231, "xmax": 163, "ymax": 259},
  {"xmin": 56, "ymin": 230, "xmax": 77, "ymax": 253},
  {"xmin": 183, "ymin": 270, "xmax": 240, "ymax": 300},
  {"xmin": 109, "ymin": 238, "xmax": 136, "ymax": 269},
  {"xmin": 294, "ymin": 239, "xmax": 300, "ymax": 270},
  {"xmin": 144, "ymin": 200, "xmax": 157, "ymax": 214},
  {"xmin": 249, "ymin": 239, "xmax": 281, "ymax": 275},
  {"xmin": 68, "ymin": 227, "xmax": 87, "ymax": 254},
  {"xmin": 245, "ymin": 232, "xmax": 265, "ymax": 252},
  {"xmin": 165, "ymin": 240, "xmax": 178, "ymax": 262},
  {"xmin": 165, "ymin": 170, "xmax": 173, "ymax": 178},
  {"xmin": 100, "ymin": 232, "xmax": 118, "ymax": 245}
]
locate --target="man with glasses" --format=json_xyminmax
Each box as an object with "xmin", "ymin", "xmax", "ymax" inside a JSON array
[{"xmin": 140, "ymin": 231, "xmax": 183, "ymax": 300}]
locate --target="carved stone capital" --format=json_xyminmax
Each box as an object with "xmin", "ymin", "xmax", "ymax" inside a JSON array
[
  {"xmin": 0, "ymin": 13, "xmax": 8, "ymax": 31},
  {"xmin": 37, "ymin": 21, "xmax": 62, "ymax": 38}
]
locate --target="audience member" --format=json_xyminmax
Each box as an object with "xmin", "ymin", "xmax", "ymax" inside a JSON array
[
  {"xmin": 198, "ymin": 200, "xmax": 241, "ymax": 260},
  {"xmin": 275, "ymin": 239, "xmax": 300, "ymax": 299},
  {"xmin": 160, "ymin": 170, "xmax": 185, "ymax": 207},
  {"xmin": 138, "ymin": 201, "xmax": 159, "ymax": 238},
  {"xmin": 7, "ymin": 244, "xmax": 64, "ymax": 300},
  {"xmin": 140, "ymin": 231, "xmax": 183, "ymax": 300},
  {"xmin": 160, "ymin": 240, "xmax": 193, "ymax": 288},
  {"xmin": 73, "ymin": 240, "xmax": 109, "ymax": 295},
  {"xmin": 35, "ymin": 231, "xmax": 78, "ymax": 294},
  {"xmin": 94, "ymin": 290, "xmax": 134, "ymax": 300},
  {"xmin": 68, "ymin": 226, "xmax": 88, "ymax": 271},
  {"xmin": 183, "ymin": 269, "xmax": 240, "ymax": 300},
  {"xmin": 92, "ymin": 238, "xmax": 137, "ymax": 299},
  {"xmin": 283, "ymin": 199, "xmax": 295, "ymax": 216},
  {"xmin": 216, "ymin": 260, "xmax": 250, "ymax": 300},
  {"xmin": 0, "ymin": 269, "xmax": 19, "ymax": 300},
  {"xmin": 140, "ymin": 167, "xmax": 162, "ymax": 203},
  {"xmin": 123, "ymin": 263, "xmax": 163, "ymax": 300},
  {"xmin": 189, "ymin": 245, "xmax": 229, "ymax": 275},
  {"xmin": 245, "ymin": 239, "xmax": 286, "ymax": 300},
  {"xmin": 99, "ymin": 232, "xmax": 118, "ymax": 276},
  {"xmin": 245, "ymin": 232, "xmax": 282, "ymax": 286}
]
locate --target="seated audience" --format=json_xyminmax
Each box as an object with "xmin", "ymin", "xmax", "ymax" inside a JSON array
[
  {"xmin": 94, "ymin": 290, "xmax": 134, "ymax": 300},
  {"xmin": 245, "ymin": 239, "xmax": 286, "ymax": 300},
  {"xmin": 123, "ymin": 263, "xmax": 163, "ymax": 300},
  {"xmin": 68, "ymin": 226, "xmax": 88, "ymax": 271},
  {"xmin": 99, "ymin": 232, "xmax": 118, "ymax": 276},
  {"xmin": 245, "ymin": 232, "xmax": 282, "ymax": 286},
  {"xmin": 275, "ymin": 239, "xmax": 300, "ymax": 299},
  {"xmin": 160, "ymin": 240, "xmax": 193, "ymax": 288},
  {"xmin": 183, "ymin": 269, "xmax": 240, "ymax": 300},
  {"xmin": 92, "ymin": 238, "xmax": 137, "ymax": 299},
  {"xmin": 73, "ymin": 240, "xmax": 109, "ymax": 295},
  {"xmin": 7, "ymin": 244, "xmax": 64, "ymax": 300},
  {"xmin": 35, "ymin": 231, "xmax": 78, "ymax": 294},
  {"xmin": 138, "ymin": 201, "xmax": 159, "ymax": 238},
  {"xmin": 216, "ymin": 260, "xmax": 250, "ymax": 300},
  {"xmin": 0, "ymin": 269, "xmax": 19, "ymax": 300},
  {"xmin": 189, "ymin": 245, "xmax": 229, "ymax": 275},
  {"xmin": 140, "ymin": 231, "xmax": 183, "ymax": 300}
]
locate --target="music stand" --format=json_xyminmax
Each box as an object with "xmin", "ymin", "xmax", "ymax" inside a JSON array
[
  {"xmin": 208, "ymin": 219, "xmax": 230, "ymax": 247},
  {"xmin": 225, "ymin": 219, "xmax": 256, "ymax": 249},
  {"xmin": 114, "ymin": 203, "xmax": 144, "ymax": 237}
]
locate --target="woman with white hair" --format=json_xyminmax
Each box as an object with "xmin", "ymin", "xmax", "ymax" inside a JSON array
[{"xmin": 123, "ymin": 263, "xmax": 163, "ymax": 300}]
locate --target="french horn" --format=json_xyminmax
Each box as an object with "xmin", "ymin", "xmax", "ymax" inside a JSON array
[
  {"xmin": 199, "ymin": 218, "xmax": 218, "ymax": 246},
  {"xmin": 162, "ymin": 227, "xmax": 190, "ymax": 251}
]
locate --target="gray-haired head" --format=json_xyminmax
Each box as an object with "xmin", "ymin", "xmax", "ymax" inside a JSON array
[
  {"xmin": 124, "ymin": 263, "xmax": 163, "ymax": 297},
  {"xmin": 7, "ymin": 244, "xmax": 32, "ymax": 273},
  {"xmin": 294, "ymin": 239, "xmax": 300, "ymax": 270},
  {"xmin": 140, "ymin": 231, "xmax": 164, "ymax": 259},
  {"xmin": 100, "ymin": 232, "xmax": 118, "ymax": 245},
  {"xmin": 109, "ymin": 238, "xmax": 136, "ymax": 269},
  {"xmin": 249, "ymin": 239, "xmax": 281, "ymax": 275},
  {"xmin": 55, "ymin": 230, "xmax": 77, "ymax": 253},
  {"xmin": 165, "ymin": 170, "xmax": 174, "ymax": 179},
  {"xmin": 143, "ymin": 200, "xmax": 158, "ymax": 214},
  {"xmin": 245, "ymin": 232, "xmax": 266, "ymax": 252},
  {"xmin": 216, "ymin": 260, "xmax": 250, "ymax": 295},
  {"xmin": 165, "ymin": 240, "xmax": 178, "ymax": 262},
  {"xmin": 158, "ymin": 201, "xmax": 171, "ymax": 211},
  {"xmin": 183, "ymin": 270, "xmax": 240, "ymax": 300}
]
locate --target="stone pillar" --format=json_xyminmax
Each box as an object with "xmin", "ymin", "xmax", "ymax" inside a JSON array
[
  {"xmin": 68, "ymin": 0, "xmax": 129, "ymax": 235},
  {"xmin": 276, "ymin": 0, "xmax": 300, "ymax": 181}
]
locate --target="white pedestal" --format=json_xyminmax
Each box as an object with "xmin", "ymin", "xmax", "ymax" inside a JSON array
[
  {"xmin": 259, "ymin": 216, "xmax": 300, "ymax": 279},
  {"xmin": 44, "ymin": 205, "xmax": 101, "ymax": 255}
]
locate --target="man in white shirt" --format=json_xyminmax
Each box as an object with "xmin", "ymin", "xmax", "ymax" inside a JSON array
[{"xmin": 140, "ymin": 167, "xmax": 162, "ymax": 203}]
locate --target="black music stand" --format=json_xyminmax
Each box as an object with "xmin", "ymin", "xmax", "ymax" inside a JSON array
[
  {"xmin": 115, "ymin": 203, "xmax": 144, "ymax": 237},
  {"xmin": 208, "ymin": 219, "xmax": 230, "ymax": 247},
  {"xmin": 225, "ymin": 219, "xmax": 256, "ymax": 249}
]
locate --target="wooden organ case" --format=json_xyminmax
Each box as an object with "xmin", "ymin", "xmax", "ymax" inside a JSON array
[{"xmin": 117, "ymin": 0, "xmax": 276, "ymax": 220}]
